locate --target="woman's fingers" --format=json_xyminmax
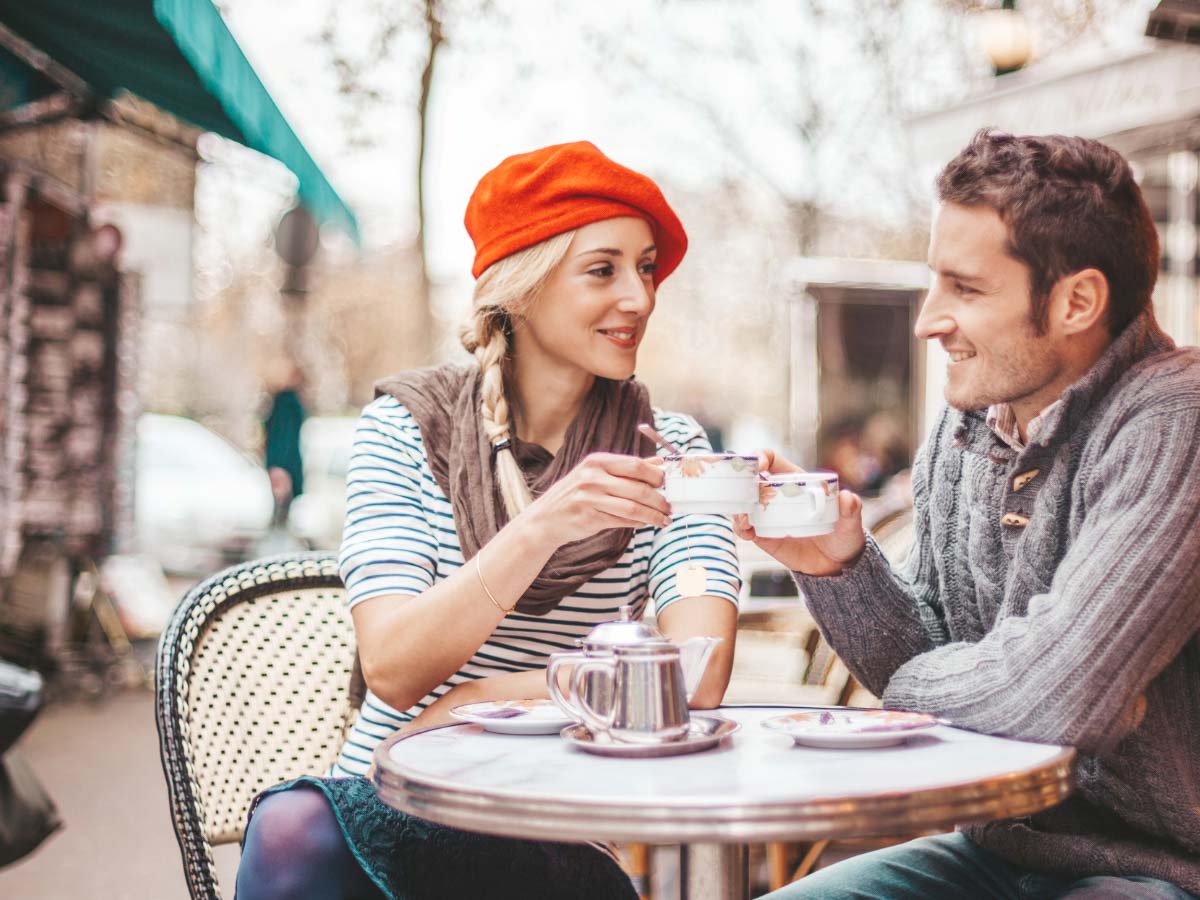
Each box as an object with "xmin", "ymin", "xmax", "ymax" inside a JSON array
[
  {"xmin": 592, "ymin": 452, "xmax": 666, "ymax": 487},
  {"xmin": 592, "ymin": 494, "xmax": 671, "ymax": 528}
]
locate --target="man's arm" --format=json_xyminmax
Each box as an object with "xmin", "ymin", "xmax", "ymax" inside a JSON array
[
  {"xmin": 883, "ymin": 407, "xmax": 1200, "ymax": 753},
  {"xmin": 793, "ymin": 423, "xmax": 950, "ymax": 697}
]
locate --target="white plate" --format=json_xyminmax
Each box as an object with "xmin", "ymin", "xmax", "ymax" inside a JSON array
[
  {"xmin": 761, "ymin": 709, "xmax": 939, "ymax": 749},
  {"xmin": 449, "ymin": 699, "xmax": 576, "ymax": 735}
]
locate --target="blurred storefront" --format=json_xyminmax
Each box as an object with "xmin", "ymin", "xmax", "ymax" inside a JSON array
[
  {"xmin": 0, "ymin": 1, "xmax": 355, "ymax": 670},
  {"xmin": 785, "ymin": 258, "xmax": 928, "ymax": 518}
]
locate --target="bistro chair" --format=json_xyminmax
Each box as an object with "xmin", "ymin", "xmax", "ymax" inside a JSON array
[{"xmin": 155, "ymin": 552, "xmax": 359, "ymax": 900}]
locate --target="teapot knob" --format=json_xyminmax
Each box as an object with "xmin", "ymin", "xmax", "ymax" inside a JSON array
[{"xmin": 618, "ymin": 604, "xmax": 634, "ymax": 622}]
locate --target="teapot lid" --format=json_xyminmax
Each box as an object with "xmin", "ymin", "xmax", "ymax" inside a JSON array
[{"xmin": 581, "ymin": 605, "xmax": 662, "ymax": 647}]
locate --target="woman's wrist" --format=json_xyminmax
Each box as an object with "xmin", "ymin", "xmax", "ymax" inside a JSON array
[{"xmin": 512, "ymin": 505, "xmax": 562, "ymax": 558}]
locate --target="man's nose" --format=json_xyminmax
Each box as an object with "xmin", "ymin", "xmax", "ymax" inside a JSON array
[{"xmin": 914, "ymin": 286, "xmax": 954, "ymax": 342}]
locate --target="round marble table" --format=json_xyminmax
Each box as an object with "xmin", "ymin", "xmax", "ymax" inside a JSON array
[{"xmin": 373, "ymin": 705, "xmax": 1075, "ymax": 900}]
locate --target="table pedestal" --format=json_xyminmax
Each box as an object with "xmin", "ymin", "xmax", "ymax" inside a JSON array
[{"xmin": 685, "ymin": 843, "xmax": 750, "ymax": 900}]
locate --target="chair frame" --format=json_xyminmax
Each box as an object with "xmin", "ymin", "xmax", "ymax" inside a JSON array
[{"xmin": 155, "ymin": 552, "xmax": 346, "ymax": 900}]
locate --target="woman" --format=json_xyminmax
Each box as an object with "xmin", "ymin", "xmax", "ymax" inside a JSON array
[{"xmin": 235, "ymin": 141, "xmax": 741, "ymax": 900}]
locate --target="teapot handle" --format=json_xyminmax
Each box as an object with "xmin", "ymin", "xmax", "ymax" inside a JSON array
[
  {"xmin": 547, "ymin": 651, "xmax": 587, "ymax": 720},
  {"xmin": 570, "ymin": 659, "xmax": 617, "ymax": 737}
]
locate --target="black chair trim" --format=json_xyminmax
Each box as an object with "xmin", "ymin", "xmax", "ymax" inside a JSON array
[{"xmin": 155, "ymin": 552, "xmax": 342, "ymax": 900}]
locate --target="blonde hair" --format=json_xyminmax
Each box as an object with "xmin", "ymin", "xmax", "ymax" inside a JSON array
[{"xmin": 459, "ymin": 230, "xmax": 575, "ymax": 519}]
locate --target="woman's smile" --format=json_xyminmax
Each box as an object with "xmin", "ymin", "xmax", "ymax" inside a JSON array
[{"xmin": 597, "ymin": 325, "xmax": 639, "ymax": 350}]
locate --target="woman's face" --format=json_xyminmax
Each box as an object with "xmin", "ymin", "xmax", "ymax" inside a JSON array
[{"xmin": 513, "ymin": 216, "xmax": 658, "ymax": 382}]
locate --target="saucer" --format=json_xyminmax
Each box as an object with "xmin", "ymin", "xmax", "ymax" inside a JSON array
[
  {"xmin": 449, "ymin": 699, "xmax": 575, "ymax": 735},
  {"xmin": 560, "ymin": 714, "xmax": 739, "ymax": 757},
  {"xmin": 751, "ymin": 522, "xmax": 835, "ymax": 538},
  {"xmin": 762, "ymin": 709, "xmax": 938, "ymax": 748}
]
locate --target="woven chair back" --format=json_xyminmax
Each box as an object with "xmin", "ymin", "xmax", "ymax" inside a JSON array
[{"xmin": 156, "ymin": 553, "xmax": 356, "ymax": 899}]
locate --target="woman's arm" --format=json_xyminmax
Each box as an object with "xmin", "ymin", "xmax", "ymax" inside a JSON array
[
  {"xmin": 657, "ymin": 594, "xmax": 737, "ymax": 709},
  {"xmin": 351, "ymin": 449, "xmax": 671, "ymax": 714},
  {"xmin": 352, "ymin": 520, "xmax": 558, "ymax": 714}
]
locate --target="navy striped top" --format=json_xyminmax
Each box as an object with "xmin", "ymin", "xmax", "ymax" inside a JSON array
[{"xmin": 333, "ymin": 396, "xmax": 741, "ymax": 777}]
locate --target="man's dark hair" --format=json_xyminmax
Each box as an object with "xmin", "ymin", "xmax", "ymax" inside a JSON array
[{"xmin": 936, "ymin": 129, "xmax": 1159, "ymax": 335}]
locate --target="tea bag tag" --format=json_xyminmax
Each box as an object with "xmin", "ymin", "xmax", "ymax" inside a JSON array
[{"xmin": 675, "ymin": 563, "xmax": 710, "ymax": 598}]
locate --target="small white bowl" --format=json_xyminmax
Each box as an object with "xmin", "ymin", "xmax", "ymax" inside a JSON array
[{"xmin": 663, "ymin": 453, "xmax": 759, "ymax": 515}]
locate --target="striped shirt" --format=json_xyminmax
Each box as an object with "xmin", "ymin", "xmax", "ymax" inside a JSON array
[{"xmin": 332, "ymin": 397, "xmax": 741, "ymax": 777}]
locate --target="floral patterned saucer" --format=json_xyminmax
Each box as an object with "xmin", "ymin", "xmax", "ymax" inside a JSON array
[
  {"xmin": 761, "ymin": 708, "xmax": 940, "ymax": 748},
  {"xmin": 449, "ymin": 699, "xmax": 576, "ymax": 735}
]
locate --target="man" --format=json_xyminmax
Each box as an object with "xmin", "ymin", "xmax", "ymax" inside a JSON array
[{"xmin": 743, "ymin": 130, "xmax": 1200, "ymax": 899}]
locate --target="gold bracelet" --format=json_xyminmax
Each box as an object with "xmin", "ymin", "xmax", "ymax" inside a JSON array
[{"xmin": 475, "ymin": 553, "xmax": 508, "ymax": 615}]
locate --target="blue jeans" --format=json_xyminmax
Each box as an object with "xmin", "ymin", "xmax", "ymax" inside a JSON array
[{"xmin": 764, "ymin": 833, "xmax": 1196, "ymax": 900}]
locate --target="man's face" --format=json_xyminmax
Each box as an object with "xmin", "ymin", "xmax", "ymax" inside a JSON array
[{"xmin": 917, "ymin": 202, "xmax": 1065, "ymax": 414}]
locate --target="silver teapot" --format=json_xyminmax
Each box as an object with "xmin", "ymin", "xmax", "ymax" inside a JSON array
[{"xmin": 547, "ymin": 605, "xmax": 720, "ymax": 744}]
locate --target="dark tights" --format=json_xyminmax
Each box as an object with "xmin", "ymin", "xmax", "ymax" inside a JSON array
[{"xmin": 235, "ymin": 786, "xmax": 384, "ymax": 900}]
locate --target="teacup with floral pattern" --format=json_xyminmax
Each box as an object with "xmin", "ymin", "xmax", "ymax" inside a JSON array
[
  {"xmin": 662, "ymin": 453, "xmax": 759, "ymax": 515},
  {"xmin": 750, "ymin": 471, "xmax": 839, "ymax": 537}
]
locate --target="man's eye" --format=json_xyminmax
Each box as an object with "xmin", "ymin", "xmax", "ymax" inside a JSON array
[{"xmin": 955, "ymin": 282, "xmax": 977, "ymax": 295}]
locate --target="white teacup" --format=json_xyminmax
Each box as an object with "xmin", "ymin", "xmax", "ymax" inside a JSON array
[
  {"xmin": 750, "ymin": 471, "xmax": 839, "ymax": 537},
  {"xmin": 663, "ymin": 453, "xmax": 759, "ymax": 515}
]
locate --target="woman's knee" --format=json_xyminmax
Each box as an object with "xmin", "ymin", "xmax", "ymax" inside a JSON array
[
  {"xmin": 247, "ymin": 788, "xmax": 345, "ymax": 862},
  {"xmin": 238, "ymin": 787, "xmax": 351, "ymax": 898}
]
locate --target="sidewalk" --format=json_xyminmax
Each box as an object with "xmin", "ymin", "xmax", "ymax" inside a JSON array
[{"xmin": 0, "ymin": 688, "xmax": 239, "ymax": 899}]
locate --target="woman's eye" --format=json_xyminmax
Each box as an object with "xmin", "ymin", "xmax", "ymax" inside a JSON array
[
  {"xmin": 588, "ymin": 265, "xmax": 614, "ymax": 278},
  {"xmin": 639, "ymin": 261, "xmax": 658, "ymax": 277}
]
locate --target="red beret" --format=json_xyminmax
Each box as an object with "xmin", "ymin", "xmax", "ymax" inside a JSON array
[{"xmin": 465, "ymin": 141, "xmax": 688, "ymax": 285}]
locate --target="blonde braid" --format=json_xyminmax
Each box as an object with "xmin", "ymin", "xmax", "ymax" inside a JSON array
[
  {"xmin": 473, "ymin": 310, "xmax": 532, "ymax": 518},
  {"xmin": 459, "ymin": 230, "xmax": 575, "ymax": 520}
]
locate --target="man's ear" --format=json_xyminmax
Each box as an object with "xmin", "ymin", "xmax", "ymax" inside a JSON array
[{"xmin": 1053, "ymin": 268, "xmax": 1109, "ymax": 336}]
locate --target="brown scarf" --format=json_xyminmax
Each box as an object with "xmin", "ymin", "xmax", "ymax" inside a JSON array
[{"xmin": 375, "ymin": 364, "xmax": 655, "ymax": 615}]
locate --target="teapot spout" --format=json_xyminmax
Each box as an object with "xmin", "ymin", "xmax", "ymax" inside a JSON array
[{"xmin": 679, "ymin": 636, "xmax": 722, "ymax": 701}]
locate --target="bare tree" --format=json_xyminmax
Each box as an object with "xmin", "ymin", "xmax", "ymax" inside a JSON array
[{"xmin": 316, "ymin": 0, "xmax": 498, "ymax": 362}]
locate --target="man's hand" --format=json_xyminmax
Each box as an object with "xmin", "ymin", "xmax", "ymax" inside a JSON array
[{"xmin": 732, "ymin": 449, "xmax": 867, "ymax": 576}]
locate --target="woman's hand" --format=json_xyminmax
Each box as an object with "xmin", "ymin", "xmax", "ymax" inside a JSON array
[
  {"xmin": 522, "ymin": 452, "xmax": 671, "ymax": 549},
  {"xmin": 732, "ymin": 449, "xmax": 867, "ymax": 577}
]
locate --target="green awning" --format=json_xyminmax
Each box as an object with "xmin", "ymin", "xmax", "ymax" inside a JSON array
[{"xmin": 0, "ymin": 0, "xmax": 358, "ymax": 243}]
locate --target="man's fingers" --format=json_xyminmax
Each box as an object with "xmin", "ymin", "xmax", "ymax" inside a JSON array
[
  {"xmin": 731, "ymin": 513, "xmax": 755, "ymax": 540},
  {"xmin": 755, "ymin": 448, "xmax": 805, "ymax": 475}
]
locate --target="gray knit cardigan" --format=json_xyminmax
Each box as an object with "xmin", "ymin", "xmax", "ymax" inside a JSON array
[{"xmin": 796, "ymin": 311, "xmax": 1200, "ymax": 892}]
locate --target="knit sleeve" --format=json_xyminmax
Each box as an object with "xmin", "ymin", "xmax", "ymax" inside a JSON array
[
  {"xmin": 882, "ymin": 406, "xmax": 1200, "ymax": 752},
  {"xmin": 647, "ymin": 411, "xmax": 741, "ymax": 615},
  {"xmin": 337, "ymin": 399, "xmax": 438, "ymax": 608},
  {"xmin": 792, "ymin": 410, "xmax": 951, "ymax": 697}
]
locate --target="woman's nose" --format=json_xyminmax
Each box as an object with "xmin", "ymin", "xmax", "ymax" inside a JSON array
[{"xmin": 617, "ymin": 269, "xmax": 655, "ymax": 313}]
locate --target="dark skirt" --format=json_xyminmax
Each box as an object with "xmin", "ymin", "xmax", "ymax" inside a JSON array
[{"xmin": 248, "ymin": 776, "xmax": 639, "ymax": 900}]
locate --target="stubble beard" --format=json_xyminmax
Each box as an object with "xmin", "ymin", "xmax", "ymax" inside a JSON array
[{"xmin": 944, "ymin": 324, "xmax": 1062, "ymax": 413}]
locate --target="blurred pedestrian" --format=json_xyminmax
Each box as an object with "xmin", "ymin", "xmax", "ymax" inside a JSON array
[{"xmin": 262, "ymin": 362, "xmax": 306, "ymax": 528}]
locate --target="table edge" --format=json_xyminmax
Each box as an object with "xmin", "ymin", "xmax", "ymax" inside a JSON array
[{"xmin": 372, "ymin": 708, "xmax": 1077, "ymax": 844}]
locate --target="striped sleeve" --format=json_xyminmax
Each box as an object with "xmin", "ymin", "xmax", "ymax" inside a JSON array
[
  {"xmin": 337, "ymin": 397, "xmax": 438, "ymax": 609},
  {"xmin": 648, "ymin": 410, "xmax": 742, "ymax": 614}
]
